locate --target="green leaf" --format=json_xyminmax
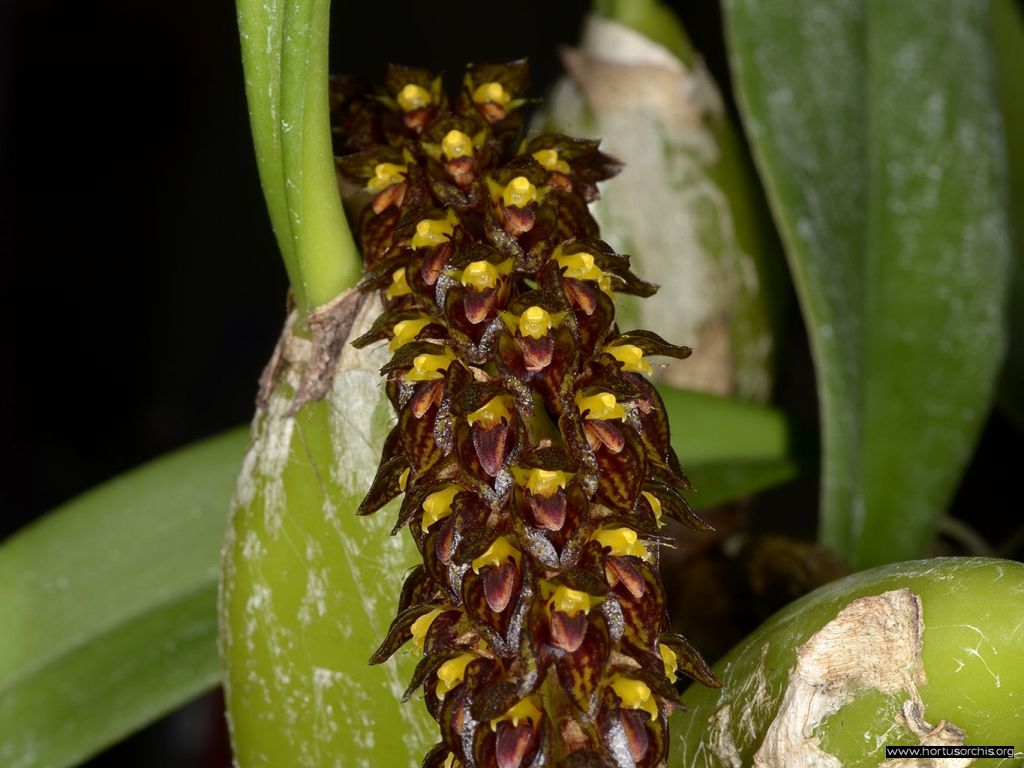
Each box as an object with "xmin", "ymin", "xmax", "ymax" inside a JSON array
[
  {"xmin": 993, "ymin": 0, "xmax": 1024, "ymax": 428},
  {"xmin": 0, "ymin": 429, "xmax": 248, "ymax": 768},
  {"xmin": 237, "ymin": 0, "xmax": 360, "ymax": 317},
  {"xmin": 215, "ymin": 289, "xmax": 802, "ymax": 767},
  {"xmin": 661, "ymin": 386, "xmax": 802, "ymax": 508},
  {"xmin": 671, "ymin": 557, "xmax": 1024, "ymax": 767},
  {"xmin": 220, "ymin": 299, "xmax": 439, "ymax": 767},
  {"xmin": 236, "ymin": 0, "xmax": 300, "ymax": 306},
  {"xmin": 722, "ymin": 0, "xmax": 1012, "ymax": 568},
  {"xmin": 544, "ymin": 13, "xmax": 786, "ymax": 405},
  {"xmin": 278, "ymin": 0, "xmax": 360, "ymax": 309},
  {"xmin": 0, "ymin": 388, "xmax": 792, "ymax": 768}
]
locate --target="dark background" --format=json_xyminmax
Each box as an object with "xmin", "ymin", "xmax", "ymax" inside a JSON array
[
  {"xmin": 5, "ymin": 1, "xmax": 729, "ymax": 764},
  {"xmin": 9, "ymin": 0, "xmax": 732, "ymax": 533},
  {"xmin": 6, "ymin": 0, "xmax": 1019, "ymax": 765}
]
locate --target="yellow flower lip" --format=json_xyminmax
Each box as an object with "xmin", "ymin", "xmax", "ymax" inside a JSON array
[
  {"xmin": 397, "ymin": 83, "xmax": 432, "ymax": 111},
  {"xmin": 405, "ymin": 348, "xmax": 456, "ymax": 383},
  {"xmin": 590, "ymin": 527, "xmax": 650, "ymax": 561},
  {"xmin": 659, "ymin": 643, "xmax": 678, "ymax": 683},
  {"xmin": 466, "ymin": 396, "xmax": 513, "ymax": 429},
  {"xmin": 514, "ymin": 467, "xmax": 572, "ymax": 497},
  {"xmin": 459, "ymin": 259, "xmax": 506, "ymax": 292},
  {"xmin": 555, "ymin": 251, "xmax": 602, "ymax": 281},
  {"xmin": 421, "ymin": 484, "xmax": 461, "ymax": 532},
  {"xmin": 367, "ymin": 162, "xmax": 407, "ymax": 193},
  {"xmin": 441, "ymin": 129, "xmax": 474, "ymax": 161},
  {"xmin": 435, "ymin": 653, "xmax": 476, "ymax": 698},
  {"xmin": 609, "ymin": 675, "xmax": 659, "ymax": 721},
  {"xmin": 499, "ymin": 306, "xmax": 564, "ymax": 339},
  {"xmin": 462, "ymin": 260, "xmax": 498, "ymax": 291},
  {"xmin": 575, "ymin": 391, "xmax": 626, "ymax": 421},
  {"xmin": 385, "ymin": 268, "xmax": 411, "ymax": 299},
  {"xmin": 555, "ymin": 250, "xmax": 613, "ymax": 295},
  {"xmin": 532, "ymin": 148, "xmax": 570, "ymax": 174},
  {"xmin": 604, "ymin": 343, "xmax": 653, "ymax": 376},
  {"xmin": 502, "ymin": 176, "xmax": 537, "ymax": 208},
  {"xmin": 489, "ymin": 697, "xmax": 543, "ymax": 731},
  {"xmin": 472, "ymin": 81, "xmax": 510, "ymax": 106},
  {"xmin": 410, "ymin": 607, "xmax": 444, "ymax": 651},
  {"xmin": 471, "ymin": 536, "xmax": 520, "ymax": 573},
  {"xmin": 547, "ymin": 585, "xmax": 593, "ymax": 617},
  {"xmin": 518, "ymin": 305, "xmax": 552, "ymax": 338},
  {"xmin": 390, "ymin": 317, "xmax": 431, "ymax": 350},
  {"xmin": 641, "ymin": 490, "xmax": 665, "ymax": 527},
  {"xmin": 411, "ymin": 214, "xmax": 456, "ymax": 248}
]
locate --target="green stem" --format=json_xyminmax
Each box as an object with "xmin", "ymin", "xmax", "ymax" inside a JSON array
[
  {"xmin": 280, "ymin": 0, "xmax": 360, "ymax": 311},
  {"xmin": 237, "ymin": 0, "xmax": 303, "ymax": 308},
  {"xmin": 238, "ymin": 0, "xmax": 361, "ymax": 317}
]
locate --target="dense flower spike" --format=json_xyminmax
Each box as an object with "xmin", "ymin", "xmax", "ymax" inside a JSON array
[{"xmin": 341, "ymin": 61, "xmax": 718, "ymax": 768}]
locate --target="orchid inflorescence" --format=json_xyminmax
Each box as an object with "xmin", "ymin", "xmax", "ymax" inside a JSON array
[{"xmin": 337, "ymin": 60, "xmax": 718, "ymax": 768}]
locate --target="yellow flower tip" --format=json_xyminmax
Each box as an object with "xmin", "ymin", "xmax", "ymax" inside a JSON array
[
  {"xmin": 490, "ymin": 697, "xmax": 543, "ymax": 731},
  {"xmin": 367, "ymin": 162, "xmax": 407, "ymax": 193},
  {"xmin": 575, "ymin": 391, "xmax": 626, "ymax": 421},
  {"xmin": 605, "ymin": 343, "xmax": 653, "ymax": 376},
  {"xmin": 641, "ymin": 491, "xmax": 664, "ymax": 528},
  {"xmin": 435, "ymin": 653, "xmax": 477, "ymax": 698},
  {"xmin": 517, "ymin": 305, "xmax": 553, "ymax": 339},
  {"xmin": 466, "ymin": 396, "xmax": 513, "ymax": 429},
  {"xmin": 472, "ymin": 81, "xmax": 510, "ymax": 106},
  {"xmin": 410, "ymin": 607, "xmax": 444, "ymax": 651},
  {"xmin": 405, "ymin": 348, "xmax": 456, "ymax": 383},
  {"xmin": 471, "ymin": 536, "xmax": 520, "ymax": 573},
  {"xmin": 461, "ymin": 260, "xmax": 501, "ymax": 291},
  {"xmin": 547, "ymin": 585, "xmax": 593, "ymax": 617},
  {"xmin": 555, "ymin": 251, "xmax": 602, "ymax": 281},
  {"xmin": 390, "ymin": 317, "xmax": 431, "ymax": 350},
  {"xmin": 502, "ymin": 175, "xmax": 537, "ymax": 208},
  {"xmin": 532, "ymin": 148, "xmax": 570, "ymax": 174},
  {"xmin": 590, "ymin": 527, "xmax": 650, "ymax": 561},
  {"xmin": 398, "ymin": 468, "xmax": 411, "ymax": 492},
  {"xmin": 554, "ymin": 250, "xmax": 615, "ymax": 296},
  {"xmin": 441, "ymin": 129, "xmax": 474, "ymax": 160},
  {"xmin": 659, "ymin": 643, "xmax": 679, "ymax": 683},
  {"xmin": 397, "ymin": 83, "xmax": 432, "ymax": 112},
  {"xmin": 411, "ymin": 215, "xmax": 456, "ymax": 249},
  {"xmin": 421, "ymin": 484, "xmax": 462, "ymax": 532},
  {"xmin": 524, "ymin": 468, "xmax": 571, "ymax": 497},
  {"xmin": 442, "ymin": 753, "xmax": 461, "ymax": 768},
  {"xmin": 385, "ymin": 268, "xmax": 412, "ymax": 298},
  {"xmin": 610, "ymin": 675, "xmax": 659, "ymax": 721}
]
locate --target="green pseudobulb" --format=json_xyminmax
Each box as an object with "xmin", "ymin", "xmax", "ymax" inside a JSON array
[{"xmin": 671, "ymin": 558, "xmax": 1024, "ymax": 768}]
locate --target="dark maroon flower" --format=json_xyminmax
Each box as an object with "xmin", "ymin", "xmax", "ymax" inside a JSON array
[{"xmin": 345, "ymin": 61, "xmax": 718, "ymax": 768}]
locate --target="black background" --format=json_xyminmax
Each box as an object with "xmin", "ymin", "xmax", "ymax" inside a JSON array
[
  {"xmin": 6, "ymin": 1, "xmax": 729, "ymax": 764},
  {"xmin": 9, "ymin": 0, "xmax": 732, "ymax": 533},
  {"xmin": 6, "ymin": 0, "xmax": 1019, "ymax": 765}
]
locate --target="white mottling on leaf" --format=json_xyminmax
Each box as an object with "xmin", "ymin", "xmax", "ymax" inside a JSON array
[{"xmin": 547, "ymin": 14, "xmax": 774, "ymax": 402}]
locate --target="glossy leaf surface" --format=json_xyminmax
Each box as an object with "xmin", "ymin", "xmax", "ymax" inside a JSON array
[
  {"xmin": 0, "ymin": 381, "xmax": 792, "ymax": 768},
  {"xmin": 671, "ymin": 557, "xmax": 1024, "ymax": 767},
  {"xmin": 723, "ymin": 0, "xmax": 1012, "ymax": 567},
  {"xmin": 0, "ymin": 430, "xmax": 247, "ymax": 768},
  {"xmin": 220, "ymin": 299, "xmax": 439, "ymax": 767},
  {"xmin": 993, "ymin": 0, "xmax": 1024, "ymax": 427}
]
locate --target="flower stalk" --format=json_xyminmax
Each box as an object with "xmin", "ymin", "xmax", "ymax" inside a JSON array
[{"xmin": 338, "ymin": 61, "xmax": 718, "ymax": 768}]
